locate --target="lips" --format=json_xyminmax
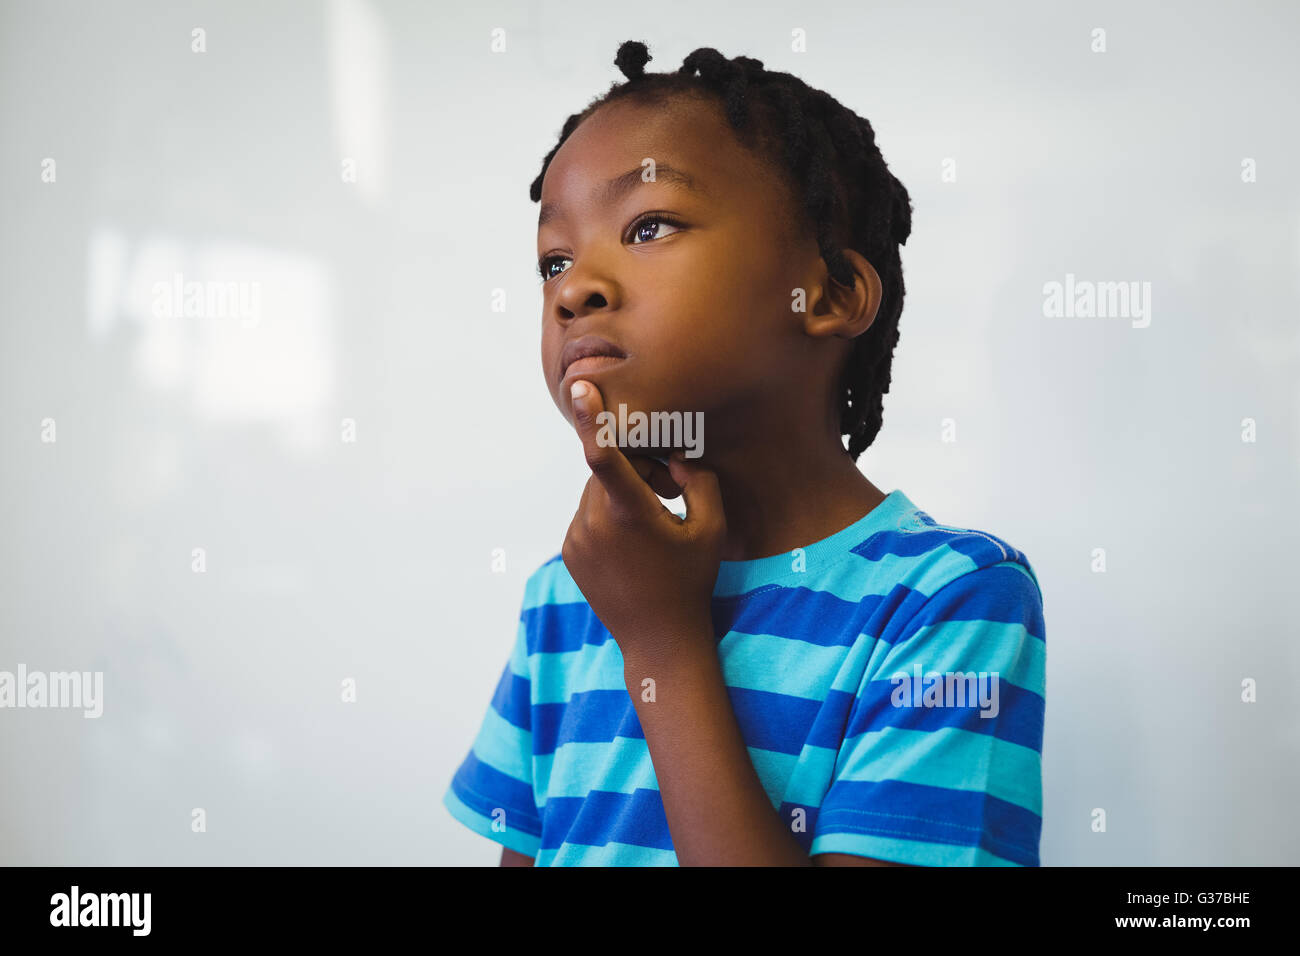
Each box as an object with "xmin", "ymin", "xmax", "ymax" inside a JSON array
[{"xmin": 559, "ymin": 335, "xmax": 628, "ymax": 381}]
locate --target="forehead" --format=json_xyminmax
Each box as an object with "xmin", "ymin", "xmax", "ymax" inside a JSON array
[{"xmin": 538, "ymin": 96, "xmax": 790, "ymax": 223}]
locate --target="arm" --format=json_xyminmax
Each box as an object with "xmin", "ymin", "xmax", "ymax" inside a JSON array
[
  {"xmin": 499, "ymin": 847, "xmax": 535, "ymax": 867},
  {"xmin": 624, "ymin": 639, "xmax": 910, "ymax": 867}
]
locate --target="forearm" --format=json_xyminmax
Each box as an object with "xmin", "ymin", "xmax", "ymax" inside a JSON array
[{"xmin": 621, "ymin": 634, "xmax": 814, "ymax": 866}]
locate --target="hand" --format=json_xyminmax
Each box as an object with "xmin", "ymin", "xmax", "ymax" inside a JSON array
[{"xmin": 561, "ymin": 380, "xmax": 726, "ymax": 665}]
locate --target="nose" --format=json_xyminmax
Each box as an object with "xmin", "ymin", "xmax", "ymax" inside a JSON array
[{"xmin": 551, "ymin": 262, "xmax": 621, "ymax": 323}]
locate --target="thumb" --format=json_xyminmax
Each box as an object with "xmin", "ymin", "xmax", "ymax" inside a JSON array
[{"xmin": 666, "ymin": 452, "xmax": 724, "ymax": 538}]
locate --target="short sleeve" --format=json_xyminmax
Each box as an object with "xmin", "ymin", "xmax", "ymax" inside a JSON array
[
  {"xmin": 442, "ymin": 616, "xmax": 544, "ymax": 858},
  {"xmin": 811, "ymin": 561, "xmax": 1046, "ymax": 866}
]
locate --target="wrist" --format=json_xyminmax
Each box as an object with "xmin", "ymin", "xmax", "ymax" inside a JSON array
[{"xmin": 620, "ymin": 626, "xmax": 719, "ymax": 687}]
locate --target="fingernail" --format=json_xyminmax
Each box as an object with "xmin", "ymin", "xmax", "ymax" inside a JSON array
[{"xmin": 570, "ymin": 381, "xmax": 589, "ymax": 403}]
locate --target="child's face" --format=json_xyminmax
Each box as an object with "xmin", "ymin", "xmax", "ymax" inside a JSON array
[{"xmin": 537, "ymin": 95, "xmax": 836, "ymax": 454}]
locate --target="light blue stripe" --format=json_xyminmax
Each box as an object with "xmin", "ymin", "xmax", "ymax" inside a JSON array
[
  {"xmin": 534, "ymin": 737, "xmax": 658, "ymax": 800},
  {"xmin": 832, "ymin": 726, "xmax": 1043, "ymax": 816},
  {"xmin": 521, "ymin": 560, "xmax": 584, "ymax": 610},
  {"xmin": 530, "ymin": 643, "xmax": 626, "ymax": 705},
  {"xmin": 825, "ymin": 638, "xmax": 880, "ymax": 694},
  {"xmin": 758, "ymin": 544, "xmax": 989, "ymax": 606},
  {"xmin": 780, "ymin": 744, "xmax": 840, "ymax": 806},
  {"xmin": 714, "ymin": 489, "xmax": 915, "ymax": 594},
  {"xmin": 472, "ymin": 706, "xmax": 533, "ymax": 783},
  {"xmin": 535, "ymin": 736, "xmax": 800, "ymax": 809},
  {"xmin": 509, "ymin": 619, "xmax": 530, "ymax": 675},
  {"xmin": 746, "ymin": 746, "xmax": 800, "ymax": 807},
  {"xmin": 899, "ymin": 549, "xmax": 983, "ymax": 598},
  {"xmin": 872, "ymin": 619, "xmax": 1046, "ymax": 693},
  {"xmin": 538, "ymin": 840, "xmax": 679, "ymax": 866},
  {"xmin": 717, "ymin": 631, "xmax": 852, "ymax": 697},
  {"xmin": 810, "ymin": 831, "xmax": 1022, "ymax": 866}
]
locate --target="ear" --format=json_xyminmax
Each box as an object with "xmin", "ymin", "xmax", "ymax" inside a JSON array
[{"xmin": 799, "ymin": 248, "xmax": 882, "ymax": 341}]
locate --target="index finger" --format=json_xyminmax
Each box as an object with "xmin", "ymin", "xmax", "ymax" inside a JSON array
[{"xmin": 569, "ymin": 380, "xmax": 661, "ymax": 516}]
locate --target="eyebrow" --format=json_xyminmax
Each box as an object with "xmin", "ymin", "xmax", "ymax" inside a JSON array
[{"xmin": 538, "ymin": 163, "xmax": 708, "ymax": 228}]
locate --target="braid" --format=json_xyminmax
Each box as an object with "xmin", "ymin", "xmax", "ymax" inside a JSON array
[{"xmin": 530, "ymin": 41, "xmax": 913, "ymax": 462}]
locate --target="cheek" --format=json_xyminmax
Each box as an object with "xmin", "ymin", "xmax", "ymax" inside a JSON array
[{"xmin": 540, "ymin": 326, "xmax": 562, "ymax": 387}]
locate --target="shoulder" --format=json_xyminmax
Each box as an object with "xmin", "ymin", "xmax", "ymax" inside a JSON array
[
  {"xmin": 520, "ymin": 552, "xmax": 580, "ymax": 611},
  {"xmin": 873, "ymin": 498, "xmax": 1043, "ymax": 601},
  {"xmin": 861, "ymin": 498, "xmax": 1045, "ymax": 641},
  {"xmin": 859, "ymin": 500, "xmax": 1047, "ymax": 715}
]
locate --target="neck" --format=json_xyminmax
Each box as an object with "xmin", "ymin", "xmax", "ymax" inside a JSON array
[{"xmin": 695, "ymin": 414, "xmax": 887, "ymax": 562}]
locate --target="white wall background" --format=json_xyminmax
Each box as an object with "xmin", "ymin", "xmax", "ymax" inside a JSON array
[{"xmin": 1, "ymin": 0, "xmax": 1296, "ymax": 865}]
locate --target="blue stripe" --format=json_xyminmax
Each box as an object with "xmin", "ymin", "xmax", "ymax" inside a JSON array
[
  {"xmin": 894, "ymin": 563, "xmax": 1046, "ymax": 644},
  {"xmin": 776, "ymin": 801, "xmax": 822, "ymax": 852},
  {"xmin": 711, "ymin": 587, "xmax": 868, "ymax": 647},
  {"xmin": 816, "ymin": 778, "xmax": 1040, "ymax": 865},
  {"xmin": 530, "ymin": 587, "xmax": 876, "ymax": 654},
  {"xmin": 853, "ymin": 528, "xmax": 966, "ymax": 560},
  {"xmin": 532, "ymin": 685, "xmax": 836, "ymax": 757},
  {"xmin": 491, "ymin": 665, "xmax": 531, "ymax": 730},
  {"xmin": 541, "ymin": 788, "xmax": 673, "ymax": 851},
  {"xmin": 533, "ymin": 689, "xmax": 643, "ymax": 754},
  {"xmin": 805, "ymin": 688, "xmax": 856, "ymax": 750},
  {"xmin": 725, "ymin": 687, "xmax": 825, "ymax": 755},
  {"xmin": 451, "ymin": 751, "xmax": 542, "ymax": 834},
  {"xmin": 846, "ymin": 677, "xmax": 1045, "ymax": 751},
  {"xmin": 522, "ymin": 602, "xmax": 612, "ymax": 655},
  {"xmin": 854, "ymin": 526, "xmax": 1024, "ymax": 568}
]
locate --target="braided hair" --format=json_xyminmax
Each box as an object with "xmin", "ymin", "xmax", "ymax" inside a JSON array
[{"xmin": 530, "ymin": 40, "xmax": 913, "ymax": 461}]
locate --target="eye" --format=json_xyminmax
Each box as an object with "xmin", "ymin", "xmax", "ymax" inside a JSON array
[
  {"xmin": 536, "ymin": 213, "xmax": 686, "ymax": 283},
  {"xmin": 537, "ymin": 255, "xmax": 571, "ymax": 283},
  {"xmin": 629, "ymin": 213, "xmax": 685, "ymax": 244}
]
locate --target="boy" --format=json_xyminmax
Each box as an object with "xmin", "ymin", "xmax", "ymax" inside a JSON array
[{"xmin": 443, "ymin": 41, "xmax": 1046, "ymax": 866}]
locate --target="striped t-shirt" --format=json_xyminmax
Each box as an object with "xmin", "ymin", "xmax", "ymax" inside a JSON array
[{"xmin": 443, "ymin": 488, "xmax": 1046, "ymax": 866}]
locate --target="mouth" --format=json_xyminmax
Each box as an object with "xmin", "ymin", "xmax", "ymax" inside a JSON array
[{"xmin": 559, "ymin": 335, "xmax": 628, "ymax": 382}]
